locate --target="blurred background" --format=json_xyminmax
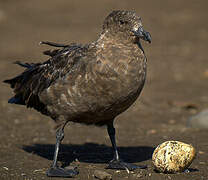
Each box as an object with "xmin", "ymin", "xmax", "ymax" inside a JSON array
[{"xmin": 0, "ymin": 0, "xmax": 207, "ymax": 179}]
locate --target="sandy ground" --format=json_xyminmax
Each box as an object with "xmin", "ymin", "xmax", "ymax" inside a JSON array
[{"xmin": 0, "ymin": 0, "xmax": 208, "ymax": 179}]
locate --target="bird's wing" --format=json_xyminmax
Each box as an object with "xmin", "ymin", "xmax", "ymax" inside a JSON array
[{"xmin": 3, "ymin": 42, "xmax": 86, "ymax": 114}]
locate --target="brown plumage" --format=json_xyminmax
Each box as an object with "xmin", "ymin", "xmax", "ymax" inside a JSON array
[{"xmin": 4, "ymin": 10, "xmax": 151, "ymax": 177}]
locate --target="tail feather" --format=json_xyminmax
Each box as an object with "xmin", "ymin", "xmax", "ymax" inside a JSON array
[
  {"xmin": 8, "ymin": 96, "xmax": 24, "ymax": 105},
  {"xmin": 3, "ymin": 61, "xmax": 48, "ymax": 111},
  {"xmin": 3, "ymin": 77, "xmax": 19, "ymax": 88},
  {"xmin": 3, "ymin": 61, "xmax": 35, "ymax": 87},
  {"xmin": 3, "ymin": 60, "xmax": 39, "ymax": 89},
  {"xmin": 3, "ymin": 79, "xmax": 12, "ymax": 84}
]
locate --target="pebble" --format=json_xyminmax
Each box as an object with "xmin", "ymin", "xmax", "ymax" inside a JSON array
[
  {"xmin": 187, "ymin": 109, "xmax": 208, "ymax": 129},
  {"xmin": 152, "ymin": 141, "xmax": 196, "ymax": 173},
  {"xmin": 94, "ymin": 170, "xmax": 112, "ymax": 180},
  {"xmin": 3, "ymin": 167, "xmax": 9, "ymax": 171}
]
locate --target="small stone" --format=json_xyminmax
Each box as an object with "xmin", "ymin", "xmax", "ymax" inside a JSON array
[
  {"xmin": 147, "ymin": 129, "xmax": 157, "ymax": 134},
  {"xmin": 137, "ymin": 173, "xmax": 143, "ymax": 178},
  {"xmin": 168, "ymin": 119, "xmax": 176, "ymax": 124},
  {"xmin": 3, "ymin": 167, "xmax": 9, "ymax": 171},
  {"xmin": 198, "ymin": 151, "xmax": 205, "ymax": 154},
  {"xmin": 132, "ymin": 172, "xmax": 143, "ymax": 178},
  {"xmin": 124, "ymin": 167, "xmax": 130, "ymax": 174},
  {"xmin": 94, "ymin": 170, "xmax": 112, "ymax": 180},
  {"xmin": 188, "ymin": 109, "xmax": 208, "ymax": 129},
  {"xmin": 152, "ymin": 141, "xmax": 196, "ymax": 173},
  {"xmin": 199, "ymin": 162, "xmax": 206, "ymax": 165},
  {"xmin": 65, "ymin": 166, "xmax": 77, "ymax": 171},
  {"xmin": 14, "ymin": 119, "xmax": 20, "ymax": 124},
  {"xmin": 33, "ymin": 169, "xmax": 45, "ymax": 173}
]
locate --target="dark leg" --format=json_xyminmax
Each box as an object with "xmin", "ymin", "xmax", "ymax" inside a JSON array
[
  {"xmin": 47, "ymin": 124, "xmax": 79, "ymax": 177},
  {"xmin": 106, "ymin": 120, "xmax": 147, "ymax": 171}
]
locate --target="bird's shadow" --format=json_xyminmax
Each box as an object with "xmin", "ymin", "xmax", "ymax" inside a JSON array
[{"xmin": 22, "ymin": 143, "xmax": 154, "ymax": 167}]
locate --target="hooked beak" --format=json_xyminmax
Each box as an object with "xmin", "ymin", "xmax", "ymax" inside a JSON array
[{"xmin": 133, "ymin": 26, "xmax": 151, "ymax": 43}]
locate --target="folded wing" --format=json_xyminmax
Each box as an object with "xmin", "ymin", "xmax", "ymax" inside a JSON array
[{"xmin": 3, "ymin": 42, "xmax": 85, "ymax": 115}]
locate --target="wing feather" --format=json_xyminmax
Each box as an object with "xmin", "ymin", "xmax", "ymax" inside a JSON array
[{"xmin": 3, "ymin": 42, "xmax": 85, "ymax": 115}]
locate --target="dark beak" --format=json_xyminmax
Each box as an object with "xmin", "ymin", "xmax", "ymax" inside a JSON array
[{"xmin": 133, "ymin": 26, "xmax": 151, "ymax": 43}]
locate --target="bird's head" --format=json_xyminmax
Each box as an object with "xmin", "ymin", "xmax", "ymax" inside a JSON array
[{"xmin": 103, "ymin": 10, "xmax": 151, "ymax": 44}]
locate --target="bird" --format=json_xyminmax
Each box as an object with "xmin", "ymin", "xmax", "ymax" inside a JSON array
[{"xmin": 4, "ymin": 10, "xmax": 151, "ymax": 178}]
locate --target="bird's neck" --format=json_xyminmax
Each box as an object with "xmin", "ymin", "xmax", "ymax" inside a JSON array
[
  {"xmin": 92, "ymin": 30, "xmax": 146, "ymax": 78},
  {"xmin": 95, "ymin": 30, "xmax": 144, "ymax": 56},
  {"xmin": 97, "ymin": 31, "xmax": 129, "ymax": 46},
  {"xmin": 95, "ymin": 30, "xmax": 145, "ymax": 54}
]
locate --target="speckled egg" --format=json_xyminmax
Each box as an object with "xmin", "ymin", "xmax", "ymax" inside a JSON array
[{"xmin": 152, "ymin": 141, "xmax": 196, "ymax": 173}]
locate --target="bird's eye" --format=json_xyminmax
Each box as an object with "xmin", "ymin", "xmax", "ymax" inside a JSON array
[
  {"xmin": 120, "ymin": 20, "xmax": 127, "ymax": 25},
  {"xmin": 120, "ymin": 20, "xmax": 124, "ymax": 24}
]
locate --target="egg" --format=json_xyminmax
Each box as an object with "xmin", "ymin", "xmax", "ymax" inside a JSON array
[{"xmin": 152, "ymin": 141, "xmax": 196, "ymax": 173}]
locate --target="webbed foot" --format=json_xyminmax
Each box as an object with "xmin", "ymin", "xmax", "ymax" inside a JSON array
[
  {"xmin": 107, "ymin": 159, "xmax": 147, "ymax": 171},
  {"xmin": 47, "ymin": 166, "xmax": 79, "ymax": 178}
]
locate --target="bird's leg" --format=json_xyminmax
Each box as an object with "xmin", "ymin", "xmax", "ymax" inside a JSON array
[
  {"xmin": 47, "ymin": 124, "xmax": 79, "ymax": 177},
  {"xmin": 106, "ymin": 120, "xmax": 147, "ymax": 171}
]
